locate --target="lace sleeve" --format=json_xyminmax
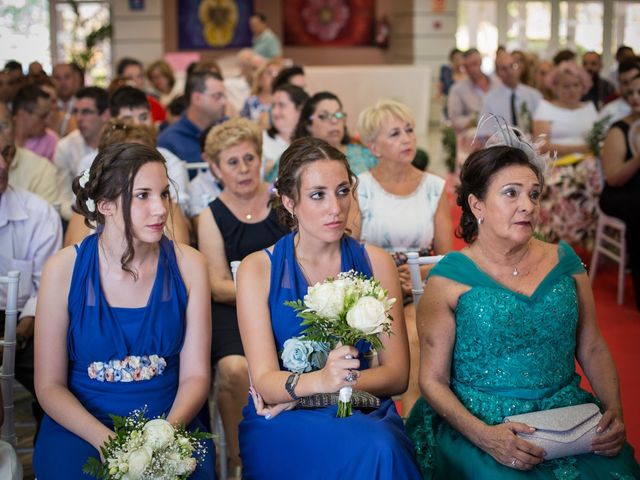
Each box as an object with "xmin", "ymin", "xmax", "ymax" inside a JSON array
[{"xmin": 557, "ymin": 241, "xmax": 587, "ymax": 276}]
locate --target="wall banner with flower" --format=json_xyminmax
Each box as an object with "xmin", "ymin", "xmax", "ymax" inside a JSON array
[
  {"xmin": 178, "ymin": 0, "xmax": 253, "ymax": 50},
  {"xmin": 284, "ymin": 0, "xmax": 375, "ymax": 47}
]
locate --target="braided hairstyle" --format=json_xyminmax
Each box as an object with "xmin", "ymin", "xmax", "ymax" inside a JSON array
[
  {"xmin": 274, "ymin": 137, "xmax": 357, "ymax": 230},
  {"xmin": 72, "ymin": 142, "xmax": 168, "ymax": 278},
  {"xmin": 456, "ymin": 145, "xmax": 544, "ymax": 244}
]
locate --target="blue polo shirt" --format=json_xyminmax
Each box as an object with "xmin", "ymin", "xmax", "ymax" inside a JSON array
[{"xmin": 157, "ymin": 114, "xmax": 202, "ymax": 170}]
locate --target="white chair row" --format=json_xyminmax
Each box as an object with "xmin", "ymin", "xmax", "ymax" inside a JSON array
[{"xmin": 406, "ymin": 252, "xmax": 443, "ymax": 306}]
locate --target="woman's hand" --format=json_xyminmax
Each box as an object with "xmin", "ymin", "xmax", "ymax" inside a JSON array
[
  {"xmin": 318, "ymin": 345, "xmax": 360, "ymax": 393},
  {"xmin": 397, "ymin": 264, "xmax": 412, "ymax": 297},
  {"xmin": 591, "ymin": 410, "xmax": 626, "ymax": 456},
  {"xmin": 477, "ymin": 423, "xmax": 546, "ymax": 470},
  {"xmin": 250, "ymin": 386, "xmax": 297, "ymax": 420}
]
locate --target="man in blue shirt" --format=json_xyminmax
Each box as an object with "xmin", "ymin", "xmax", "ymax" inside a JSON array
[{"xmin": 157, "ymin": 71, "xmax": 227, "ymax": 177}]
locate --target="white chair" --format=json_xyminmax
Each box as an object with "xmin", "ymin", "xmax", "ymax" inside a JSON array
[
  {"xmin": 0, "ymin": 271, "xmax": 20, "ymax": 447},
  {"xmin": 589, "ymin": 207, "xmax": 627, "ymax": 306},
  {"xmin": 185, "ymin": 162, "xmax": 209, "ymax": 174},
  {"xmin": 407, "ymin": 252, "xmax": 443, "ymax": 306},
  {"xmin": 0, "ymin": 271, "xmax": 23, "ymax": 480}
]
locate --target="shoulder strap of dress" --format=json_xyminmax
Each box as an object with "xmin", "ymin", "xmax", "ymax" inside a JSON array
[
  {"xmin": 427, "ymin": 252, "xmax": 485, "ymax": 287},
  {"xmin": 556, "ymin": 240, "xmax": 586, "ymax": 276}
]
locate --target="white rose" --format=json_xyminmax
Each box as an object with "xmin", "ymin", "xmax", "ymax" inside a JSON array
[
  {"xmin": 143, "ymin": 418, "xmax": 175, "ymax": 449},
  {"xmin": 304, "ymin": 281, "xmax": 345, "ymax": 319},
  {"xmin": 346, "ymin": 296, "xmax": 389, "ymax": 334},
  {"xmin": 126, "ymin": 446, "xmax": 153, "ymax": 479}
]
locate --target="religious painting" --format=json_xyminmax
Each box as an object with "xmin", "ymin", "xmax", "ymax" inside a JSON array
[
  {"xmin": 283, "ymin": 0, "xmax": 375, "ymax": 46},
  {"xmin": 177, "ymin": 0, "xmax": 253, "ymax": 50}
]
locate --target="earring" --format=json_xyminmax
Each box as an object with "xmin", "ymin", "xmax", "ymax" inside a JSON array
[{"xmin": 478, "ymin": 217, "xmax": 484, "ymax": 226}]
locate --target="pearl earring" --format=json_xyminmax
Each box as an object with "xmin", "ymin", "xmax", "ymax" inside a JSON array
[{"xmin": 478, "ymin": 217, "xmax": 484, "ymax": 225}]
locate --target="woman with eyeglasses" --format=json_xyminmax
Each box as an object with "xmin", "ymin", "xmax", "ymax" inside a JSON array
[
  {"xmin": 293, "ymin": 91, "xmax": 378, "ymax": 175},
  {"xmin": 348, "ymin": 100, "xmax": 453, "ymax": 415}
]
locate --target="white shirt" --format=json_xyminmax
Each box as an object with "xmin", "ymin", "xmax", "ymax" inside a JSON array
[
  {"xmin": 76, "ymin": 147, "xmax": 191, "ymax": 213},
  {"xmin": 478, "ymin": 83, "xmax": 543, "ymax": 137},
  {"xmin": 187, "ymin": 168, "xmax": 222, "ymax": 218},
  {"xmin": 0, "ymin": 186, "xmax": 62, "ymax": 319},
  {"xmin": 533, "ymin": 100, "xmax": 598, "ymax": 146},
  {"xmin": 262, "ymin": 131, "xmax": 289, "ymax": 181},
  {"xmin": 53, "ymin": 130, "xmax": 96, "ymax": 220},
  {"xmin": 357, "ymin": 171, "xmax": 445, "ymax": 253},
  {"xmin": 224, "ymin": 76, "xmax": 252, "ymax": 114},
  {"xmin": 598, "ymin": 98, "xmax": 631, "ymax": 131}
]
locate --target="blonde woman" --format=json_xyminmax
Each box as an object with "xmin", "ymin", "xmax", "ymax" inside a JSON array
[
  {"xmin": 240, "ymin": 59, "xmax": 281, "ymax": 129},
  {"xmin": 351, "ymin": 99, "xmax": 453, "ymax": 414},
  {"xmin": 197, "ymin": 117, "xmax": 289, "ymax": 478}
]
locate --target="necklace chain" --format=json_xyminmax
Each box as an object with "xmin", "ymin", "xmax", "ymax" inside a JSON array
[{"xmin": 477, "ymin": 241, "xmax": 531, "ymax": 278}]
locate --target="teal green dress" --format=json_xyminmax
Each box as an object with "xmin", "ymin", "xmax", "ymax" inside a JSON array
[{"xmin": 406, "ymin": 241, "xmax": 640, "ymax": 480}]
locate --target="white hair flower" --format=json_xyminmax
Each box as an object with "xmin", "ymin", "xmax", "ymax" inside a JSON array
[
  {"xmin": 85, "ymin": 198, "xmax": 96, "ymax": 213},
  {"xmin": 79, "ymin": 168, "xmax": 91, "ymax": 188}
]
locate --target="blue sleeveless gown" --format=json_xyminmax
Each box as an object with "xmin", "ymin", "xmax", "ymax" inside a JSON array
[
  {"xmin": 406, "ymin": 241, "xmax": 640, "ymax": 479},
  {"xmin": 238, "ymin": 232, "xmax": 421, "ymax": 479},
  {"xmin": 33, "ymin": 234, "xmax": 215, "ymax": 479}
]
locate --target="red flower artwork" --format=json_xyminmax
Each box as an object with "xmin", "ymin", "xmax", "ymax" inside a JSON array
[{"xmin": 284, "ymin": 0, "xmax": 375, "ymax": 46}]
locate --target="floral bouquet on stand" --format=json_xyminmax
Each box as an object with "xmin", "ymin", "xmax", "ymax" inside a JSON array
[
  {"xmin": 83, "ymin": 408, "xmax": 212, "ymax": 479},
  {"xmin": 284, "ymin": 270, "xmax": 395, "ymax": 417}
]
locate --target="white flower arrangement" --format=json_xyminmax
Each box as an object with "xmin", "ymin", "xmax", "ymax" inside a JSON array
[
  {"xmin": 83, "ymin": 408, "xmax": 211, "ymax": 479},
  {"xmin": 285, "ymin": 270, "xmax": 395, "ymax": 417}
]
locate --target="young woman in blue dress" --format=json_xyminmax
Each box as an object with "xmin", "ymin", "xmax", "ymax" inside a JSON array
[
  {"xmin": 33, "ymin": 143, "xmax": 215, "ymax": 478},
  {"xmin": 235, "ymin": 137, "xmax": 420, "ymax": 479}
]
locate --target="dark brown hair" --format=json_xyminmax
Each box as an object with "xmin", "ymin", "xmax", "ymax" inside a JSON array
[
  {"xmin": 274, "ymin": 137, "xmax": 356, "ymax": 229},
  {"xmin": 456, "ymin": 145, "xmax": 543, "ymax": 244},
  {"xmin": 293, "ymin": 91, "xmax": 350, "ymax": 145},
  {"xmin": 72, "ymin": 143, "xmax": 168, "ymax": 278}
]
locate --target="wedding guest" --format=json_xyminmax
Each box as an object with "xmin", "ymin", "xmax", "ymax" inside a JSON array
[
  {"xmin": 608, "ymin": 45, "xmax": 636, "ymax": 90},
  {"xmin": 272, "ymin": 65, "xmax": 306, "ymax": 90},
  {"xmin": 33, "ymin": 77, "xmax": 77, "ymax": 143},
  {"xmin": 263, "ymin": 84, "xmax": 309, "ymax": 182},
  {"xmin": 236, "ymin": 137, "xmax": 421, "ymax": 479},
  {"xmin": 249, "ymin": 13, "xmax": 282, "ymax": 59},
  {"xmin": 11, "ymin": 85, "xmax": 58, "ymax": 162},
  {"xmin": 511, "ymin": 50, "xmax": 533, "ymax": 86},
  {"xmin": 146, "ymin": 59, "xmax": 183, "ymax": 108},
  {"xmin": 52, "ymin": 63, "xmax": 79, "ymax": 137},
  {"xmin": 198, "ymin": 118, "xmax": 289, "ymax": 478},
  {"xmin": 406, "ymin": 139, "xmax": 640, "ymax": 479},
  {"xmin": 65, "ymin": 119, "xmax": 190, "ymax": 247},
  {"xmin": 240, "ymin": 59, "xmax": 281, "ymax": 128},
  {"xmin": 599, "ymin": 73, "xmax": 640, "ymax": 310},
  {"xmin": 479, "ymin": 52, "xmax": 542, "ymax": 137},
  {"xmin": 116, "ymin": 57, "xmax": 166, "ymax": 124},
  {"xmin": 582, "ymin": 51, "xmax": 616, "ymax": 110},
  {"xmin": 33, "ymin": 143, "xmax": 215, "ymax": 478},
  {"xmin": 532, "ymin": 59, "xmax": 554, "ymax": 101},
  {"xmin": 186, "ymin": 125, "xmax": 222, "ymax": 220},
  {"xmin": 294, "ymin": 91, "xmax": 378, "ymax": 175},
  {"xmin": 352, "ymin": 99, "xmax": 452, "ymax": 413},
  {"xmin": 598, "ymin": 57, "xmax": 640, "ymax": 130},
  {"xmin": 439, "ymin": 48, "xmax": 466, "ymax": 120},
  {"xmin": 533, "ymin": 61, "xmax": 600, "ymax": 246}
]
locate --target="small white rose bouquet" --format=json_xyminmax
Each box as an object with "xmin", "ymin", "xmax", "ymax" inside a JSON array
[
  {"xmin": 285, "ymin": 270, "xmax": 395, "ymax": 417},
  {"xmin": 83, "ymin": 408, "xmax": 212, "ymax": 479}
]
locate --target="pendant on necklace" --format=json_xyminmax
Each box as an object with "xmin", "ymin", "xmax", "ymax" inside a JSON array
[
  {"xmin": 512, "ymin": 266, "xmax": 519, "ymax": 277},
  {"xmin": 245, "ymin": 213, "xmax": 252, "ymax": 220}
]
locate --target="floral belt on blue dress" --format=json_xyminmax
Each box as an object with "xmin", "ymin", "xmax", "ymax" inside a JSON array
[{"xmin": 87, "ymin": 355, "xmax": 166, "ymax": 382}]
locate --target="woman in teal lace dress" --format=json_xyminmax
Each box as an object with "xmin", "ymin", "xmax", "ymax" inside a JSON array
[{"xmin": 406, "ymin": 144, "xmax": 640, "ymax": 479}]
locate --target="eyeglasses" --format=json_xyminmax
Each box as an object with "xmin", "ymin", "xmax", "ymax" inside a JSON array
[
  {"xmin": 311, "ymin": 111, "xmax": 347, "ymax": 123},
  {"xmin": 202, "ymin": 91, "xmax": 225, "ymax": 101}
]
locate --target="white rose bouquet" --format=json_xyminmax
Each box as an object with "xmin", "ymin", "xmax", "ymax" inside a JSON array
[
  {"xmin": 285, "ymin": 270, "xmax": 395, "ymax": 417},
  {"xmin": 83, "ymin": 408, "xmax": 212, "ymax": 479}
]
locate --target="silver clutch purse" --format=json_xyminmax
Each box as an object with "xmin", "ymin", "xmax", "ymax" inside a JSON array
[{"xmin": 503, "ymin": 403, "xmax": 602, "ymax": 460}]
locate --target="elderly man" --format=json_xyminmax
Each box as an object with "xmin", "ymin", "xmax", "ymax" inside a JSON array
[
  {"xmin": 158, "ymin": 70, "xmax": 227, "ymax": 174},
  {"xmin": 0, "ymin": 103, "xmax": 59, "ymax": 205},
  {"xmin": 479, "ymin": 52, "xmax": 542, "ymax": 137},
  {"xmin": 0, "ymin": 115, "xmax": 62, "ymax": 426}
]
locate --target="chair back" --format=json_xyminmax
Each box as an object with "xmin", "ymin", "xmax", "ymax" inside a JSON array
[
  {"xmin": 185, "ymin": 162, "xmax": 209, "ymax": 174},
  {"xmin": 406, "ymin": 252, "xmax": 443, "ymax": 306},
  {"xmin": 0, "ymin": 271, "xmax": 20, "ymax": 447}
]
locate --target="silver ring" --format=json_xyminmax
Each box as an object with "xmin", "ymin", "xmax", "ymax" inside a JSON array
[
  {"xmin": 345, "ymin": 370, "xmax": 357, "ymax": 383},
  {"xmin": 511, "ymin": 458, "xmax": 517, "ymax": 467}
]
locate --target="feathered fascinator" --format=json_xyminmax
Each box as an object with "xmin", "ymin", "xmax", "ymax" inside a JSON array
[{"xmin": 476, "ymin": 115, "xmax": 554, "ymax": 177}]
